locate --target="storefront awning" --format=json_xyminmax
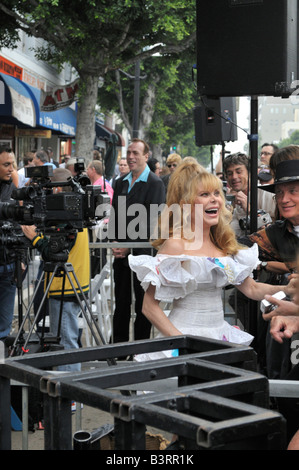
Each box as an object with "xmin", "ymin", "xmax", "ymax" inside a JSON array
[
  {"xmin": 0, "ymin": 72, "xmax": 77, "ymax": 136},
  {"xmin": 0, "ymin": 72, "xmax": 36, "ymax": 127},
  {"xmin": 95, "ymin": 121, "xmax": 124, "ymax": 146},
  {"xmin": 28, "ymin": 85, "xmax": 76, "ymax": 136}
]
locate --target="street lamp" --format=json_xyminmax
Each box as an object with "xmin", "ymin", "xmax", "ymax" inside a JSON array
[{"xmin": 118, "ymin": 64, "xmax": 147, "ymax": 139}]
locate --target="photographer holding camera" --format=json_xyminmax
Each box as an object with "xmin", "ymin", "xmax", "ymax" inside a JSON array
[
  {"xmin": 223, "ymin": 152, "xmax": 275, "ymax": 236},
  {"xmin": 0, "ymin": 146, "xmax": 20, "ymax": 341},
  {"xmin": 22, "ymin": 168, "xmax": 90, "ymax": 371}
]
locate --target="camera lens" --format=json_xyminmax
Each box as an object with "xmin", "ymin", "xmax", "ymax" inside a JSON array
[
  {"xmin": 12, "ymin": 186, "xmax": 36, "ymax": 201},
  {"xmin": 0, "ymin": 202, "xmax": 31, "ymax": 223}
]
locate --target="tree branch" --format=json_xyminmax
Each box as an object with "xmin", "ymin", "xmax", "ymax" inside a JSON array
[
  {"xmin": 108, "ymin": 31, "xmax": 196, "ymax": 72},
  {"xmin": 114, "ymin": 22, "xmax": 132, "ymax": 51},
  {"xmin": 115, "ymin": 69, "xmax": 132, "ymax": 134}
]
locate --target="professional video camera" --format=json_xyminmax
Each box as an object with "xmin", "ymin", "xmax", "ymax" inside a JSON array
[
  {"xmin": 0, "ymin": 221, "xmax": 32, "ymax": 248},
  {"xmin": 73, "ymin": 157, "xmax": 91, "ymax": 187},
  {"xmin": 239, "ymin": 209, "xmax": 272, "ymax": 231},
  {"xmin": 0, "ymin": 165, "xmax": 110, "ymax": 232},
  {"xmin": 1, "ymin": 163, "xmax": 113, "ymax": 361}
]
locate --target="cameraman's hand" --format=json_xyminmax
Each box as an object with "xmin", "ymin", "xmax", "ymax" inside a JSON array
[
  {"xmin": 21, "ymin": 225, "xmax": 37, "ymax": 241},
  {"xmin": 262, "ymin": 296, "xmax": 299, "ymax": 321}
]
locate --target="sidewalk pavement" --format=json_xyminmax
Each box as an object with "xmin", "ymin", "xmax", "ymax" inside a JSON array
[{"xmin": 11, "ymin": 404, "xmax": 114, "ymax": 450}]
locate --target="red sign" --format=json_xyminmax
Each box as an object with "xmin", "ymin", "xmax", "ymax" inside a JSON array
[{"xmin": 0, "ymin": 56, "xmax": 23, "ymax": 80}]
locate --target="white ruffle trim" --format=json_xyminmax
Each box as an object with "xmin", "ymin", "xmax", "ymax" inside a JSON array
[{"xmin": 129, "ymin": 244, "xmax": 259, "ymax": 302}]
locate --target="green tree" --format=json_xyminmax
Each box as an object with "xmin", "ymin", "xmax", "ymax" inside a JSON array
[
  {"xmin": 278, "ymin": 129, "xmax": 299, "ymax": 148},
  {"xmin": 98, "ymin": 44, "xmax": 214, "ymax": 162},
  {"xmin": 0, "ymin": 0, "xmax": 196, "ymax": 159},
  {"xmin": 99, "ymin": 50, "xmax": 199, "ymax": 155}
]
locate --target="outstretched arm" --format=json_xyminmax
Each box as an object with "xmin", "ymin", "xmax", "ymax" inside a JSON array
[
  {"xmin": 236, "ymin": 275, "xmax": 296, "ymax": 301},
  {"xmin": 142, "ymin": 284, "xmax": 182, "ymax": 337}
]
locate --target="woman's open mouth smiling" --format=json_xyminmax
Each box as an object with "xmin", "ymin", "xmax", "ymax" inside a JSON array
[{"xmin": 205, "ymin": 208, "xmax": 219, "ymax": 216}]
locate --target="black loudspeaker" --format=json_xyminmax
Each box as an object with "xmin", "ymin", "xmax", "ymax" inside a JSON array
[
  {"xmin": 194, "ymin": 97, "xmax": 238, "ymax": 146},
  {"xmin": 196, "ymin": 0, "xmax": 298, "ymax": 97}
]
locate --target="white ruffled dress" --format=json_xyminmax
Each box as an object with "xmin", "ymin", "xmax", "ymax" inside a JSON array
[{"xmin": 128, "ymin": 244, "xmax": 260, "ymax": 361}]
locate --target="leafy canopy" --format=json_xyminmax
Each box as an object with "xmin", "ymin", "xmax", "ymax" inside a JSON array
[{"xmin": 0, "ymin": 0, "xmax": 196, "ymax": 76}]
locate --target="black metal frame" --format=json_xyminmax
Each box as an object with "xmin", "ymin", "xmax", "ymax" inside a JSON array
[{"xmin": 0, "ymin": 336, "xmax": 286, "ymax": 450}]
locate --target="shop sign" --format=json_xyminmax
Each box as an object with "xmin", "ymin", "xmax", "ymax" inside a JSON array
[
  {"xmin": 38, "ymin": 115, "xmax": 76, "ymax": 136},
  {"xmin": 23, "ymin": 70, "xmax": 46, "ymax": 91},
  {"xmin": 10, "ymin": 87, "xmax": 35, "ymax": 127},
  {"xmin": 15, "ymin": 128, "xmax": 52, "ymax": 138},
  {"xmin": 40, "ymin": 78, "xmax": 79, "ymax": 112},
  {"xmin": 0, "ymin": 56, "xmax": 23, "ymax": 80}
]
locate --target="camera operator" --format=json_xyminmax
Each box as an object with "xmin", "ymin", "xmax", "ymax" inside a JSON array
[
  {"xmin": 223, "ymin": 152, "xmax": 275, "ymax": 237},
  {"xmin": 22, "ymin": 168, "xmax": 90, "ymax": 371},
  {"xmin": 0, "ymin": 146, "xmax": 20, "ymax": 341}
]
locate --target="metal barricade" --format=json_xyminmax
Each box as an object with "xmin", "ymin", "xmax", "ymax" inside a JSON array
[
  {"xmin": 89, "ymin": 242, "xmax": 155, "ymax": 343},
  {"xmin": 0, "ymin": 336, "xmax": 286, "ymax": 450}
]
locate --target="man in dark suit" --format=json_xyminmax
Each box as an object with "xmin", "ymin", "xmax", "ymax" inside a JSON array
[{"xmin": 108, "ymin": 138, "xmax": 165, "ymax": 343}]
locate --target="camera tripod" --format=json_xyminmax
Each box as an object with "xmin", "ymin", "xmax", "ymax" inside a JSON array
[{"xmin": 10, "ymin": 259, "xmax": 116, "ymax": 366}]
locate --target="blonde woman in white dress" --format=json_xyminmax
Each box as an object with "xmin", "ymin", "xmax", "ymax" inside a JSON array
[{"xmin": 129, "ymin": 160, "xmax": 295, "ymax": 360}]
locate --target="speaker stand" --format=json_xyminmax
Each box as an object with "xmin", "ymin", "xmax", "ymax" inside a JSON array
[{"xmin": 248, "ymin": 95, "xmax": 259, "ymax": 343}]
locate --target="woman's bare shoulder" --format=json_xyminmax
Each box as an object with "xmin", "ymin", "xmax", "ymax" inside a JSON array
[{"xmin": 158, "ymin": 238, "xmax": 185, "ymax": 256}]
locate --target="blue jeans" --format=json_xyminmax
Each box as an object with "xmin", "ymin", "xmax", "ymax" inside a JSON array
[
  {"xmin": 0, "ymin": 264, "xmax": 16, "ymax": 340},
  {"xmin": 49, "ymin": 297, "xmax": 81, "ymax": 371}
]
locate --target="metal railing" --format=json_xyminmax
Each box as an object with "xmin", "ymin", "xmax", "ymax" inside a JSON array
[{"xmin": 1, "ymin": 336, "xmax": 285, "ymax": 450}]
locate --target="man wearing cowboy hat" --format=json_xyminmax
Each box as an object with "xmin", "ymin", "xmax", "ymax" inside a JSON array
[
  {"xmin": 253, "ymin": 159, "xmax": 299, "ymax": 271},
  {"xmin": 249, "ymin": 160, "xmax": 299, "ymax": 270}
]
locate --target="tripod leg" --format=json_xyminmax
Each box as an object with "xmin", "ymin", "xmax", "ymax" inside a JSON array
[
  {"xmin": 22, "ymin": 268, "xmax": 61, "ymax": 352},
  {"xmin": 39, "ymin": 264, "xmax": 113, "ymax": 369},
  {"xmin": 47, "ymin": 263, "xmax": 116, "ymax": 365},
  {"xmin": 15, "ymin": 256, "xmax": 24, "ymax": 342},
  {"xmin": 10, "ymin": 266, "xmax": 59, "ymax": 356},
  {"xmin": 10, "ymin": 268, "xmax": 46, "ymax": 355},
  {"xmin": 12, "ymin": 261, "xmax": 118, "ymax": 370},
  {"xmin": 39, "ymin": 270, "xmax": 50, "ymax": 341},
  {"xmin": 63, "ymin": 265, "xmax": 117, "ymax": 366},
  {"xmin": 56, "ymin": 271, "xmax": 67, "ymax": 341},
  {"xmin": 64, "ymin": 269, "xmax": 105, "ymax": 345}
]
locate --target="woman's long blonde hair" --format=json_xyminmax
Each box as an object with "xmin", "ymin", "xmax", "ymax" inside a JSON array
[{"xmin": 151, "ymin": 160, "xmax": 242, "ymax": 255}]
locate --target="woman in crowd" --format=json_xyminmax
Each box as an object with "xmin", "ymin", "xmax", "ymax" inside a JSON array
[{"xmin": 128, "ymin": 160, "xmax": 295, "ymax": 360}]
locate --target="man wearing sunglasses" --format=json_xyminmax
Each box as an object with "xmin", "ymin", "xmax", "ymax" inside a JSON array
[{"xmin": 162, "ymin": 153, "xmax": 182, "ymax": 191}]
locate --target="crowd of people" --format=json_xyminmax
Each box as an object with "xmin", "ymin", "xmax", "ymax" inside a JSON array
[{"xmin": 1, "ymin": 139, "xmax": 299, "ymax": 448}]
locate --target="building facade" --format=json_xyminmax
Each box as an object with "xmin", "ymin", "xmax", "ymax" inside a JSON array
[
  {"xmin": 258, "ymin": 96, "xmax": 298, "ymax": 144},
  {"xmin": 0, "ymin": 31, "xmax": 79, "ymax": 164}
]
